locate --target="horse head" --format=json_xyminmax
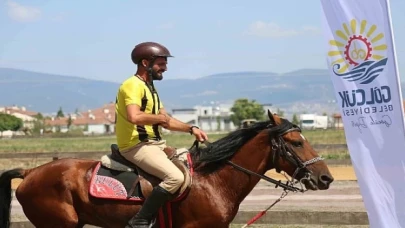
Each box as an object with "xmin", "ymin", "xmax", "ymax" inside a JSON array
[
  {"xmin": 265, "ymin": 110, "xmax": 334, "ymax": 190},
  {"xmin": 190, "ymin": 110, "xmax": 334, "ymax": 192}
]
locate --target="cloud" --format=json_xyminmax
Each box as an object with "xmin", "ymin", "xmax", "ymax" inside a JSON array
[
  {"xmin": 301, "ymin": 26, "xmax": 321, "ymax": 35},
  {"xmin": 258, "ymin": 84, "xmax": 295, "ymax": 89},
  {"xmin": 198, "ymin": 90, "xmax": 218, "ymax": 96},
  {"xmin": 245, "ymin": 21, "xmax": 320, "ymax": 38},
  {"xmin": 6, "ymin": 0, "xmax": 41, "ymax": 22},
  {"xmin": 181, "ymin": 90, "xmax": 218, "ymax": 98}
]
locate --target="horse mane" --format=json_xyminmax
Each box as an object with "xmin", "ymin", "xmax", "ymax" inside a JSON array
[{"xmin": 190, "ymin": 117, "xmax": 295, "ymax": 174}]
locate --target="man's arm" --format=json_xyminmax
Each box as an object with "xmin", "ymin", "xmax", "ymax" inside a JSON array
[
  {"xmin": 127, "ymin": 104, "xmax": 167, "ymax": 126},
  {"xmin": 159, "ymin": 108, "xmax": 209, "ymax": 142},
  {"xmin": 158, "ymin": 108, "xmax": 191, "ymax": 132},
  {"xmin": 121, "ymin": 81, "xmax": 168, "ymax": 126}
]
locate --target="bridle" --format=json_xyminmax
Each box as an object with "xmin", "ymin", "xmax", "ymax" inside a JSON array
[
  {"xmin": 230, "ymin": 124, "xmax": 323, "ymax": 192},
  {"xmin": 190, "ymin": 123, "xmax": 325, "ymax": 226},
  {"xmin": 192, "ymin": 123, "xmax": 324, "ymax": 192},
  {"xmin": 268, "ymin": 125, "xmax": 324, "ymax": 189}
]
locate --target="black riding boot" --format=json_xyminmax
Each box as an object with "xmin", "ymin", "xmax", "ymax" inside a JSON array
[{"xmin": 125, "ymin": 185, "xmax": 173, "ymax": 228}]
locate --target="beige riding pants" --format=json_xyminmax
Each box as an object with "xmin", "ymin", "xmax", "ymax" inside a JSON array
[{"xmin": 120, "ymin": 140, "xmax": 184, "ymax": 194}]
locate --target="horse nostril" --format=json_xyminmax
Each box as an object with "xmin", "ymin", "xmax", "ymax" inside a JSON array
[{"xmin": 320, "ymin": 174, "xmax": 334, "ymax": 185}]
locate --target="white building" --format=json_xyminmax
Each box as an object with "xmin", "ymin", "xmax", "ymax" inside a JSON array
[
  {"xmin": 171, "ymin": 108, "xmax": 198, "ymax": 126},
  {"xmin": 171, "ymin": 102, "xmax": 275, "ymax": 132},
  {"xmin": 0, "ymin": 106, "xmax": 39, "ymax": 137},
  {"xmin": 299, "ymin": 114, "xmax": 329, "ymax": 130},
  {"xmin": 171, "ymin": 104, "xmax": 238, "ymax": 132},
  {"xmin": 45, "ymin": 103, "xmax": 115, "ymax": 135}
]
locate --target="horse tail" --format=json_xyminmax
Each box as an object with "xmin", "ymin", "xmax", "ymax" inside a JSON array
[{"xmin": 0, "ymin": 168, "xmax": 25, "ymax": 228}]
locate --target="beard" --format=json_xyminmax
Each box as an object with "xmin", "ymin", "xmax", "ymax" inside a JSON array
[{"xmin": 151, "ymin": 69, "xmax": 164, "ymax": 81}]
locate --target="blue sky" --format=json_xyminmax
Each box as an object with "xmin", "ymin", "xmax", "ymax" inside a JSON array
[{"xmin": 1, "ymin": 0, "xmax": 404, "ymax": 83}]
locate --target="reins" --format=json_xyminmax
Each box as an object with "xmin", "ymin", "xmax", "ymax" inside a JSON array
[{"xmin": 225, "ymin": 160, "xmax": 302, "ymax": 192}]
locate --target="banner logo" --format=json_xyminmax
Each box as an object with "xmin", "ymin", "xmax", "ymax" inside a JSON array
[{"xmin": 328, "ymin": 19, "xmax": 388, "ymax": 84}]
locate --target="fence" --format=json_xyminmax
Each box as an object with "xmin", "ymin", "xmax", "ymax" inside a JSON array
[{"xmin": 0, "ymin": 144, "xmax": 351, "ymax": 166}]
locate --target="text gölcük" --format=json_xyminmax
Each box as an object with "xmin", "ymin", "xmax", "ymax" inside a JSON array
[{"xmin": 339, "ymin": 86, "xmax": 393, "ymax": 116}]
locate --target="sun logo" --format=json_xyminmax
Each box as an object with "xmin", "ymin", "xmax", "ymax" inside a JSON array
[{"xmin": 328, "ymin": 19, "xmax": 388, "ymax": 84}]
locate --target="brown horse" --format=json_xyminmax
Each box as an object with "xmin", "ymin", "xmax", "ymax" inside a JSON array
[{"xmin": 0, "ymin": 111, "xmax": 334, "ymax": 228}]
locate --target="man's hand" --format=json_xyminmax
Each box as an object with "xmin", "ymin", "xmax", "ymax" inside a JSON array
[
  {"xmin": 191, "ymin": 127, "xmax": 208, "ymax": 142},
  {"xmin": 157, "ymin": 108, "xmax": 207, "ymax": 141},
  {"xmin": 159, "ymin": 113, "xmax": 171, "ymax": 128}
]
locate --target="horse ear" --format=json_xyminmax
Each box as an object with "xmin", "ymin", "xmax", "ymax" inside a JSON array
[{"xmin": 267, "ymin": 109, "xmax": 275, "ymax": 124}]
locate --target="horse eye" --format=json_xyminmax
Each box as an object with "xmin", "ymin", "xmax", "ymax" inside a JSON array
[{"xmin": 292, "ymin": 141, "xmax": 303, "ymax": 147}]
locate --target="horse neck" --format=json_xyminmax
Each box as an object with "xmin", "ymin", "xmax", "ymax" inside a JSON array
[{"xmin": 197, "ymin": 132, "xmax": 272, "ymax": 206}]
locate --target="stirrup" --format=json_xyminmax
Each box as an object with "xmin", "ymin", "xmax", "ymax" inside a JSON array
[{"xmin": 126, "ymin": 217, "xmax": 156, "ymax": 228}]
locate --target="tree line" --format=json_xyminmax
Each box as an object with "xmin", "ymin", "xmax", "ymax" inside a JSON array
[
  {"xmin": 230, "ymin": 98, "xmax": 300, "ymax": 127},
  {"xmin": 1, "ymin": 101, "xmax": 304, "ymax": 134},
  {"xmin": 0, "ymin": 106, "xmax": 67, "ymax": 134},
  {"xmin": 0, "ymin": 114, "xmax": 23, "ymax": 132}
]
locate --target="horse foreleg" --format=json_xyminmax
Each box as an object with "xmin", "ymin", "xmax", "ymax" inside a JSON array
[
  {"xmin": 17, "ymin": 189, "xmax": 79, "ymax": 228},
  {"xmin": 22, "ymin": 202, "xmax": 79, "ymax": 228}
]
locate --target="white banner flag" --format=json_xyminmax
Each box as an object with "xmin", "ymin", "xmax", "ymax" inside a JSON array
[{"xmin": 320, "ymin": 0, "xmax": 405, "ymax": 227}]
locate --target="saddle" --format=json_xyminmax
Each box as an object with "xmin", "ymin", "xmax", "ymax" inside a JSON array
[
  {"xmin": 110, "ymin": 144, "xmax": 177, "ymax": 169},
  {"xmin": 98, "ymin": 144, "xmax": 193, "ymax": 199}
]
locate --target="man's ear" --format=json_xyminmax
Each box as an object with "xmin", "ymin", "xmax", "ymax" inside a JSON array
[{"xmin": 141, "ymin": 59, "xmax": 149, "ymax": 67}]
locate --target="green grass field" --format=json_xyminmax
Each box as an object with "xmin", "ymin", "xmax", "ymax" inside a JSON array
[
  {"xmin": 0, "ymin": 129, "xmax": 349, "ymax": 170},
  {"xmin": 0, "ymin": 129, "xmax": 347, "ymax": 154}
]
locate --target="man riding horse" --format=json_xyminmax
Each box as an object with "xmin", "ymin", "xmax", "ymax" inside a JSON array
[
  {"xmin": 115, "ymin": 41, "xmax": 209, "ymax": 227},
  {"xmin": 0, "ymin": 42, "xmax": 334, "ymax": 228}
]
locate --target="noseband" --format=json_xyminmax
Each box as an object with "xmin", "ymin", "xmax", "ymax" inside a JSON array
[
  {"xmin": 269, "ymin": 126, "xmax": 324, "ymax": 186},
  {"xmin": 227, "ymin": 124, "xmax": 324, "ymax": 192}
]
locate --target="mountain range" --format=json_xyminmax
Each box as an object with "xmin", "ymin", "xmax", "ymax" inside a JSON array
[{"xmin": 1, "ymin": 67, "xmax": 402, "ymax": 116}]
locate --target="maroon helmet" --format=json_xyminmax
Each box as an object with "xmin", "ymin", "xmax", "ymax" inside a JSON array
[{"xmin": 131, "ymin": 42, "xmax": 173, "ymax": 64}]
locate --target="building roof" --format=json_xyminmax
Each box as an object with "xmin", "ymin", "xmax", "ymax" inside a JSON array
[
  {"xmin": 0, "ymin": 106, "xmax": 38, "ymax": 117},
  {"xmin": 45, "ymin": 102, "xmax": 116, "ymax": 126}
]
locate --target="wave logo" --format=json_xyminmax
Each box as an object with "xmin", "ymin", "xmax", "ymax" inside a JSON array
[{"xmin": 328, "ymin": 19, "xmax": 388, "ymax": 84}]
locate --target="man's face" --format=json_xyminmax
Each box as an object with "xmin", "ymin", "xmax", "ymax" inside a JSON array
[{"xmin": 150, "ymin": 57, "xmax": 167, "ymax": 81}]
